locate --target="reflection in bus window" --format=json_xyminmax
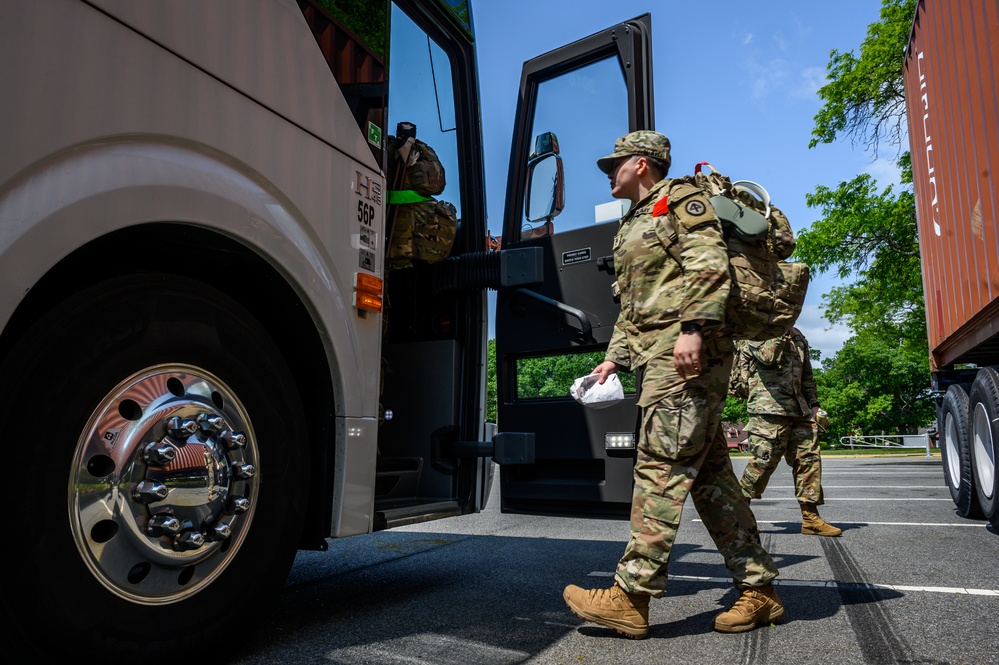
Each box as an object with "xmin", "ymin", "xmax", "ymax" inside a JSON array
[{"xmin": 387, "ymin": 4, "xmax": 461, "ymax": 222}]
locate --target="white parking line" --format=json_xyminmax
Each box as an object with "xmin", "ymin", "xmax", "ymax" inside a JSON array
[
  {"xmin": 586, "ymin": 571, "xmax": 999, "ymax": 596},
  {"xmin": 742, "ymin": 497, "xmax": 953, "ymax": 501},
  {"xmin": 693, "ymin": 518, "xmax": 984, "ymax": 527},
  {"xmin": 819, "ymin": 472, "xmax": 941, "ymax": 475},
  {"xmin": 765, "ymin": 486, "xmax": 945, "ymax": 489},
  {"xmin": 750, "ymin": 520, "xmax": 986, "ymax": 527}
]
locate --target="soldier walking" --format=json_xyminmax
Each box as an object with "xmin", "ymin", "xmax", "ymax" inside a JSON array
[
  {"xmin": 731, "ymin": 327, "xmax": 841, "ymax": 536},
  {"xmin": 562, "ymin": 131, "xmax": 784, "ymax": 639}
]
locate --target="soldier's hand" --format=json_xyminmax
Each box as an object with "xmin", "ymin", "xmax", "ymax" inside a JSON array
[
  {"xmin": 592, "ymin": 361, "xmax": 619, "ymax": 385},
  {"xmin": 674, "ymin": 331, "xmax": 703, "ymax": 379}
]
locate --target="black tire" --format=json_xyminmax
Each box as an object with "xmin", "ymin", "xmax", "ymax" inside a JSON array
[
  {"xmin": 0, "ymin": 274, "xmax": 309, "ymax": 662},
  {"xmin": 938, "ymin": 383, "xmax": 983, "ymax": 518},
  {"xmin": 969, "ymin": 368, "xmax": 999, "ymax": 528}
]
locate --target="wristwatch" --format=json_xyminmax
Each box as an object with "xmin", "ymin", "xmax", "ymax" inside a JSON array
[{"xmin": 680, "ymin": 321, "xmax": 703, "ymax": 334}]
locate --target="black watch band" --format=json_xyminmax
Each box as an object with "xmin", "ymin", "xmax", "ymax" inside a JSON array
[{"xmin": 680, "ymin": 321, "xmax": 702, "ymax": 333}]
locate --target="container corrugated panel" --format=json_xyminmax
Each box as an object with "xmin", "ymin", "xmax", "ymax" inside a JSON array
[{"xmin": 904, "ymin": 0, "xmax": 999, "ymax": 371}]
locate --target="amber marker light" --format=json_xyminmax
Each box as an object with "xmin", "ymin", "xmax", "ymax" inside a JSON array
[
  {"xmin": 353, "ymin": 273, "xmax": 383, "ymax": 313},
  {"xmin": 354, "ymin": 272, "xmax": 383, "ymax": 295}
]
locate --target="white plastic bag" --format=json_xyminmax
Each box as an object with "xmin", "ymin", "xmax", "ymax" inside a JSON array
[{"xmin": 569, "ymin": 373, "xmax": 625, "ymax": 409}]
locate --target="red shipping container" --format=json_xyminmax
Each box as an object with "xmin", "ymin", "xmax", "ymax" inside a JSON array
[{"xmin": 904, "ymin": 0, "xmax": 999, "ymax": 371}]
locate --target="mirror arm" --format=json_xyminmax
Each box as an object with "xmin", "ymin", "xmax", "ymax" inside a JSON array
[{"xmin": 511, "ymin": 288, "xmax": 593, "ymax": 342}]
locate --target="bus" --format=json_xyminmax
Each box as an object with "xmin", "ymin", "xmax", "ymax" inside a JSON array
[{"xmin": 0, "ymin": 0, "xmax": 653, "ymax": 658}]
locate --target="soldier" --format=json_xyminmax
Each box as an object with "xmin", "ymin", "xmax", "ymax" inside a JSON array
[
  {"xmin": 732, "ymin": 328, "xmax": 842, "ymax": 536},
  {"xmin": 562, "ymin": 131, "xmax": 783, "ymax": 639}
]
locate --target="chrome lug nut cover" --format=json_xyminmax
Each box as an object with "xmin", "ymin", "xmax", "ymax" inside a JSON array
[
  {"xmin": 146, "ymin": 513, "xmax": 182, "ymax": 536},
  {"xmin": 232, "ymin": 462, "xmax": 256, "ymax": 480},
  {"xmin": 133, "ymin": 480, "xmax": 170, "ymax": 503},
  {"xmin": 210, "ymin": 522, "xmax": 232, "ymax": 541},
  {"xmin": 227, "ymin": 496, "xmax": 250, "ymax": 514},
  {"xmin": 167, "ymin": 416, "xmax": 199, "ymax": 440},
  {"xmin": 197, "ymin": 413, "xmax": 225, "ymax": 434},
  {"xmin": 219, "ymin": 429, "xmax": 247, "ymax": 450},
  {"xmin": 174, "ymin": 530, "xmax": 206, "ymax": 551},
  {"xmin": 143, "ymin": 440, "xmax": 177, "ymax": 466}
]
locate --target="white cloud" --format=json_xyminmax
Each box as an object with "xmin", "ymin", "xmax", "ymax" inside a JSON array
[
  {"xmin": 794, "ymin": 304, "xmax": 852, "ymax": 362},
  {"xmin": 792, "ymin": 16, "xmax": 813, "ymax": 42},
  {"xmin": 743, "ymin": 33, "xmax": 754, "ymax": 46},
  {"xmin": 772, "ymin": 32, "xmax": 789, "ymax": 53},
  {"xmin": 743, "ymin": 55, "xmax": 789, "ymax": 102},
  {"xmin": 866, "ymin": 158, "xmax": 903, "ymax": 190},
  {"xmin": 791, "ymin": 66, "xmax": 826, "ymax": 101}
]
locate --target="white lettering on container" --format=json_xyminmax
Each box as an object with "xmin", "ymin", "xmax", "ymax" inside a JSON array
[{"xmin": 917, "ymin": 51, "xmax": 941, "ymax": 236}]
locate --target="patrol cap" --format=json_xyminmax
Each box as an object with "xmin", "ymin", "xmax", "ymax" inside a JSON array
[{"xmin": 596, "ymin": 130, "xmax": 671, "ymax": 174}]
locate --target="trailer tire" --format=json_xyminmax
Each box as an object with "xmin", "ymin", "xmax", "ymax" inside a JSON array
[
  {"xmin": 939, "ymin": 383, "xmax": 982, "ymax": 518},
  {"xmin": 969, "ymin": 368, "xmax": 999, "ymax": 528},
  {"xmin": 0, "ymin": 274, "xmax": 308, "ymax": 662}
]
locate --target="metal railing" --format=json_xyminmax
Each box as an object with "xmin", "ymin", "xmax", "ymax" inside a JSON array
[{"xmin": 839, "ymin": 433, "xmax": 934, "ymax": 458}]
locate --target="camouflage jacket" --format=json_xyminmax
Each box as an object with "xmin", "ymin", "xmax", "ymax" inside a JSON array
[
  {"xmin": 731, "ymin": 327, "xmax": 818, "ymax": 417},
  {"xmin": 604, "ymin": 178, "xmax": 731, "ymax": 372}
]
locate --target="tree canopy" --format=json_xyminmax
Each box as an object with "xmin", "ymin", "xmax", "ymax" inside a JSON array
[
  {"xmin": 797, "ymin": 0, "xmax": 933, "ymax": 440},
  {"xmin": 815, "ymin": 335, "xmax": 934, "ymax": 439},
  {"xmin": 800, "ymin": 0, "xmax": 919, "ymax": 337},
  {"xmin": 808, "ymin": 0, "xmax": 916, "ymax": 156}
]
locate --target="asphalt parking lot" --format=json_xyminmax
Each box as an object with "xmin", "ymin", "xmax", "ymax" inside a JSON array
[{"xmin": 235, "ymin": 455, "xmax": 999, "ymax": 665}]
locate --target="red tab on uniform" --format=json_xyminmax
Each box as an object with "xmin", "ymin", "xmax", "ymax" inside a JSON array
[{"xmin": 653, "ymin": 196, "xmax": 670, "ymax": 217}]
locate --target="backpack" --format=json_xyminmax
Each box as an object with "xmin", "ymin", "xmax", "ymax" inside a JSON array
[
  {"xmin": 679, "ymin": 162, "xmax": 809, "ymax": 341},
  {"xmin": 386, "ymin": 136, "xmax": 458, "ymax": 270}
]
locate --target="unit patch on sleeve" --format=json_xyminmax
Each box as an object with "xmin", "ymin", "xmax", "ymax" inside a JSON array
[{"xmin": 685, "ymin": 200, "xmax": 706, "ymax": 216}]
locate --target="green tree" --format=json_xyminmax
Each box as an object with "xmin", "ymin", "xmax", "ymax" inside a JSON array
[
  {"xmin": 808, "ymin": 0, "xmax": 915, "ymax": 155},
  {"xmin": 485, "ymin": 345, "xmax": 639, "ymax": 426},
  {"xmin": 816, "ymin": 335, "xmax": 935, "ymax": 440},
  {"xmin": 486, "ymin": 339, "xmax": 497, "ymax": 423},
  {"xmin": 315, "ymin": 0, "xmax": 387, "ymax": 60},
  {"xmin": 515, "ymin": 351, "xmax": 635, "ymax": 398},
  {"xmin": 795, "ymin": 167, "xmax": 924, "ymax": 344},
  {"xmin": 798, "ymin": 0, "xmax": 922, "ymax": 342},
  {"xmin": 721, "ymin": 395, "xmax": 747, "ymax": 425},
  {"xmin": 794, "ymin": 0, "xmax": 932, "ymax": 438}
]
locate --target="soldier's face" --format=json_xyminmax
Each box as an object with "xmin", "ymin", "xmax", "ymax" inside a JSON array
[{"xmin": 609, "ymin": 156, "xmax": 641, "ymax": 203}]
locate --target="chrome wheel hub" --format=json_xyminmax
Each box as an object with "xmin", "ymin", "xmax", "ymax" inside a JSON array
[{"xmin": 70, "ymin": 364, "xmax": 258, "ymax": 604}]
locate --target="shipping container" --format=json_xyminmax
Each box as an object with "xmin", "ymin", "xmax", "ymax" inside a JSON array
[{"xmin": 904, "ymin": 0, "xmax": 999, "ymax": 527}]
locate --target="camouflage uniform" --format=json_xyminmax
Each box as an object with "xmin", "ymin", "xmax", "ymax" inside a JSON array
[
  {"xmin": 733, "ymin": 328, "xmax": 824, "ymax": 505},
  {"xmin": 602, "ymin": 133, "xmax": 778, "ymax": 597}
]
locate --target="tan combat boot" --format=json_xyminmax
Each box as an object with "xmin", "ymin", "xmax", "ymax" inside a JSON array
[
  {"xmin": 713, "ymin": 583, "xmax": 785, "ymax": 633},
  {"xmin": 800, "ymin": 502, "xmax": 842, "ymax": 537},
  {"xmin": 563, "ymin": 583, "xmax": 650, "ymax": 639}
]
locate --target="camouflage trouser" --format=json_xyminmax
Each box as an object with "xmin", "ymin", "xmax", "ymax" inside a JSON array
[
  {"xmin": 740, "ymin": 414, "xmax": 823, "ymax": 505},
  {"xmin": 615, "ymin": 341, "xmax": 779, "ymax": 598}
]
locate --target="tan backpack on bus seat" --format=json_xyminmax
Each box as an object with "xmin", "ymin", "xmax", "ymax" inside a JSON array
[{"xmin": 386, "ymin": 136, "xmax": 457, "ymax": 270}]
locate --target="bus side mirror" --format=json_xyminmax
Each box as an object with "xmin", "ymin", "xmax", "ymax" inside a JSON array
[{"xmin": 525, "ymin": 132, "xmax": 564, "ymax": 224}]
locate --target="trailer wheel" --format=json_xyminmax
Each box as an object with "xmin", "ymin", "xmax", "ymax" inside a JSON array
[
  {"xmin": 939, "ymin": 383, "xmax": 982, "ymax": 518},
  {"xmin": 969, "ymin": 368, "xmax": 999, "ymax": 528},
  {"xmin": 0, "ymin": 274, "xmax": 308, "ymax": 661}
]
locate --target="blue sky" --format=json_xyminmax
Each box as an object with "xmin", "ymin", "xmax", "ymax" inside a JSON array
[{"xmin": 471, "ymin": 0, "xmax": 899, "ymax": 362}]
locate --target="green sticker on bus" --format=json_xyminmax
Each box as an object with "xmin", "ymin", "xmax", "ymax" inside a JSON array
[{"xmin": 367, "ymin": 122, "xmax": 382, "ymax": 147}]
